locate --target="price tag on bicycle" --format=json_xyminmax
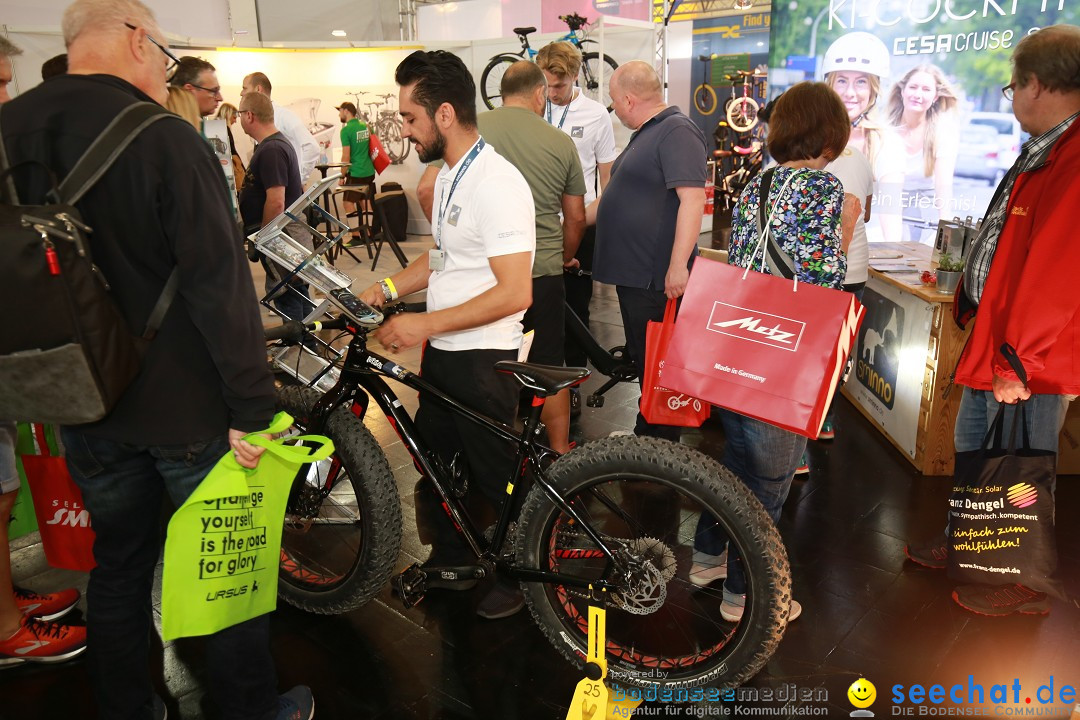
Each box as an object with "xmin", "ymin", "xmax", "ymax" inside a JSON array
[{"xmin": 565, "ymin": 589, "xmax": 641, "ymax": 720}]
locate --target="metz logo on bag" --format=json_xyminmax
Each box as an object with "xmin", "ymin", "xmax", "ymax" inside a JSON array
[{"xmin": 706, "ymin": 302, "xmax": 805, "ymax": 351}]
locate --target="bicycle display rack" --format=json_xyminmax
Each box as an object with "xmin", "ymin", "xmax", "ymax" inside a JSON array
[{"xmin": 253, "ymin": 173, "xmax": 378, "ymax": 391}]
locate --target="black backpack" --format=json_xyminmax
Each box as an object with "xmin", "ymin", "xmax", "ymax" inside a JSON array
[{"xmin": 0, "ymin": 102, "xmax": 180, "ymax": 425}]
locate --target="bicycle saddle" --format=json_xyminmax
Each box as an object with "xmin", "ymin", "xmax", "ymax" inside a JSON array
[
  {"xmin": 733, "ymin": 145, "xmax": 755, "ymax": 156},
  {"xmin": 495, "ymin": 361, "xmax": 589, "ymax": 397},
  {"xmin": 514, "ymin": 26, "xmax": 536, "ymax": 36}
]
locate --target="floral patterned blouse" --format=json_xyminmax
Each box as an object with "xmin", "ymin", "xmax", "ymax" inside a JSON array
[{"xmin": 728, "ymin": 166, "xmax": 846, "ymax": 290}]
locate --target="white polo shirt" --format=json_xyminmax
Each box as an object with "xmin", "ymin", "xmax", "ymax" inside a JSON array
[
  {"xmin": 546, "ymin": 90, "xmax": 617, "ymax": 205},
  {"xmin": 826, "ymin": 146, "xmax": 874, "ymax": 285},
  {"xmin": 272, "ymin": 101, "xmax": 320, "ymax": 183},
  {"xmin": 429, "ymin": 141, "xmax": 536, "ymax": 351}
]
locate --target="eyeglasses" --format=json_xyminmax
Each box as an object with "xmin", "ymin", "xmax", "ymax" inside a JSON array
[
  {"xmin": 189, "ymin": 83, "xmax": 222, "ymax": 97},
  {"xmin": 124, "ymin": 22, "xmax": 181, "ymax": 80},
  {"xmin": 1002, "ymin": 83, "xmax": 1016, "ymax": 101}
]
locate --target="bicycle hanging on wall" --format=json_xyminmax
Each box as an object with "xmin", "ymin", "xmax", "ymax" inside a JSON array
[{"xmin": 480, "ymin": 13, "xmax": 619, "ymax": 111}]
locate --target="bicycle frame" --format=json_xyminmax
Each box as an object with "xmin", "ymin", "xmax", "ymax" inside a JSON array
[{"xmin": 294, "ymin": 328, "xmax": 624, "ymax": 594}]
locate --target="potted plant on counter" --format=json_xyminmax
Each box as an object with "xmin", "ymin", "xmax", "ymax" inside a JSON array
[{"xmin": 935, "ymin": 254, "xmax": 964, "ymax": 294}]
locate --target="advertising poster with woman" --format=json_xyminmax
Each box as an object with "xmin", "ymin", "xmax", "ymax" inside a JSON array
[{"xmin": 768, "ymin": 1, "xmax": 1078, "ymax": 244}]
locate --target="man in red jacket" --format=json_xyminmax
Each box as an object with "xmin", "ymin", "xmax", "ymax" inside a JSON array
[{"xmin": 906, "ymin": 24, "xmax": 1080, "ymax": 616}]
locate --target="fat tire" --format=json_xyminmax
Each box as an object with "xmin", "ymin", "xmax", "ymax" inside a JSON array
[
  {"xmin": 580, "ymin": 52, "xmax": 619, "ymax": 111},
  {"xmin": 516, "ymin": 435, "xmax": 790, "ymax": 688},
  {"xmin": 276, "ymin": 386, "xmax": 402, "ymax": 614},
  {"xmin": 481, "ymin": 55, "xmax": 520, "ymax": 109}
]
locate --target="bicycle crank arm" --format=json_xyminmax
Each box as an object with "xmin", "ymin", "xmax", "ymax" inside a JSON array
[{"xmin": 393, "ymin": 563, "xmax": 487, "ymax": 609}]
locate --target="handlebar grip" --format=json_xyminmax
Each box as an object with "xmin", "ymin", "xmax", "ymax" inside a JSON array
[{"xmin": 263, "ymin": 320, "xmax": 306, "ymax": 344}]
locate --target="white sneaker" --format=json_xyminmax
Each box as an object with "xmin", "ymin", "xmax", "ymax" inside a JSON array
[
  {"xmin": 720, "ymin": 594, "xmax": 802, "ymax": 623},
  {"xmin": 689, "ymin": 550, "xmax": 728, "ymax": 586},
  {"xmin": 608, "ymin": 430, "xmax": 634, "ymax": 437}
]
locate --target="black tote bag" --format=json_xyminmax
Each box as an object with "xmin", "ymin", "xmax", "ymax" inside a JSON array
[{"xmin": 947, "ymin": 347, "xmax": 1062, "ymax": 597}]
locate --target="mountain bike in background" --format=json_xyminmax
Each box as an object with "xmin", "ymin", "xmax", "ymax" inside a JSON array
[{"xmin": 481, "ymin": 13, "xmax": 619, "ymax": 111}]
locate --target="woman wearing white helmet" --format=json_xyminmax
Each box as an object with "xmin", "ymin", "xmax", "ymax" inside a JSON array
[
  {"xmin": 886, "ymin": 64, "xmax": 961, "ymax": 244},
  {"xmin": 822, "ymin": 31, "xmax": 904, "ymax": 242}
]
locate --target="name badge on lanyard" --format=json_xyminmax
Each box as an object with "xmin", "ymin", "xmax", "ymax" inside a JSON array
[{"xmin": 433, "ymin": 137, "xmax": 486, "ymax": 272}]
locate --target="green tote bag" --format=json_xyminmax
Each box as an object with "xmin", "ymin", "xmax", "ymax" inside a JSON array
[{"xmin": 161, "ymin": 413, "xmax": 333, "ymax": 641}]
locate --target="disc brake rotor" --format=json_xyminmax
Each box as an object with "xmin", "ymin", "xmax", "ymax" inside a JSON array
[{"xmin": 611, "ymin": 537, "xmax": 675, "ymax": 616}]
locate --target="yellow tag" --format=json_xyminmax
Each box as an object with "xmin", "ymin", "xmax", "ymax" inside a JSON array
[{"xmin": 565, "ymin": 602, "xmax": 642, "ymax": 719}]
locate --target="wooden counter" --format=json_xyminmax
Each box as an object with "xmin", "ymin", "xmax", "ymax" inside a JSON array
[{"xmin": 843, "ymin": 242, "xmax": 1079, "ymax": 476}]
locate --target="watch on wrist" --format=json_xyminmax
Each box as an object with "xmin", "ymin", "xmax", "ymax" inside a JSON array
[{"xmin": 379, "ymin": 280, "xmax": 394, "ymax": 302}]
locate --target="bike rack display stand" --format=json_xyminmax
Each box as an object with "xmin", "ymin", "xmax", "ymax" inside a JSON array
[{"xmin": 254, "ymin": 173, "xmax": 364, "ymax": 392}]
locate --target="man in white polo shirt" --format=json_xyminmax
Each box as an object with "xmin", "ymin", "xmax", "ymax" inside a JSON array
[
  {"xmin": 536, "ymin": 41, "xmax": 617, "ymax": 413},
  {"xmin": 359, "ymin": 50, "xmax": 535, "ymax": 620}
]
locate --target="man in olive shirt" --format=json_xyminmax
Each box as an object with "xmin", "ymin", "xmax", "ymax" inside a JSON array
[{"xmin": 478, "ymin": 61, "xmax": 586, "ymax": 453}]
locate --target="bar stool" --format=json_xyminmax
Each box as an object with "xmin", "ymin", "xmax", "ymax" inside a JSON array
[{"xmin": 332, "ymin": 183, "xmax": 376, "ymax": 262}]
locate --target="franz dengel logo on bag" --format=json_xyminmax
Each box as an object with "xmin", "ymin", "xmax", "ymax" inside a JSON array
[{"xmin": 707, "ymin": 302, "xmax": 805, "ymax": 351}]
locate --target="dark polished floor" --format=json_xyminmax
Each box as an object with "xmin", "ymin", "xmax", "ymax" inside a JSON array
[{"xmin": 4, "ymin": 239, "xmax": 1079, "ymax": 720}]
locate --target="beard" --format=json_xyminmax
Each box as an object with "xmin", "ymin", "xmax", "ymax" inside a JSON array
[{"xmin": 416, "ymin": 126, "xmax": 447, "ymax": 163}]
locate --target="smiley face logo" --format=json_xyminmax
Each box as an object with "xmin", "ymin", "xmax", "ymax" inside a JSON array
[{"xmin": 848, "ymin": 678, "xmax": 876, "ymax": 712}]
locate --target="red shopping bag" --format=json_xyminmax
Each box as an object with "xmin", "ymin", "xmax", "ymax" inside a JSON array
[
  {"xmin": 641, "ymin": 299, "xmax": 710, "ymax": 427},
  {"xmin": 369, "ymin": 133, "xmax": 391, "ymax": 174},
  {"xmin": 22, "ymin": 425, "xmax": 96, "ymax": 571},
  {"xmin": 661, "ymin": 257, "xmax": 864, "ymax": 439}
]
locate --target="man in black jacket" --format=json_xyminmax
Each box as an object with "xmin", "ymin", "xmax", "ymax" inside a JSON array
[{"xmin": 0, "ymin": 1, "xmax": 311, "ymax": 717}]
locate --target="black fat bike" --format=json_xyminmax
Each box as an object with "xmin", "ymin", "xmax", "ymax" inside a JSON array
[{"xmin": 265, "ymin": 297, "xmax": 792, "ymax": 688}]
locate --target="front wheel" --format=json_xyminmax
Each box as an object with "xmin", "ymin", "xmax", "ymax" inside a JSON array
[
  {"xmin": 725, "ymin": 95, "xmax": 760, "ymax": 133},
  {"xmin": 516, "ymin": 435, "xmax": 790, "ymax": 688},
  {"xmin": 580, "ymin": 52, "xmax": 619, "ymax": 111},
  {"xmin": 694, "ymin": 84, "xmax": 718, "ymax": 115},
  {"xmin": 276, "ymin": 386, "xmax": 403, "ymax": 614},
  {"xmin": 481, "ymin": 54, "xmax": 520, "ymax": 109}
]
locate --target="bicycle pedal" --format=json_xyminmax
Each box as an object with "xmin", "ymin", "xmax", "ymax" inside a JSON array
[
  {"xmin": 395, "ymin": 563, "xmax": 427, "ymax": 609},
  {"xmin": 586, "ymin": 394, "xmax": 605, "ymax": 408}
]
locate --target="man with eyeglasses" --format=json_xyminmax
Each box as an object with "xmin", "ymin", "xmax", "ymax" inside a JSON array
[
  {"xmin": 0, "ymin": 0, "xmax": 312, "ymax": 717},
  {"xmin": 906, "ymin": 24, "xmax": 1080, "ymax": 619},
  {"xmin": 170, "ymin": 55, "xmax": 221, "ymax": 117}
]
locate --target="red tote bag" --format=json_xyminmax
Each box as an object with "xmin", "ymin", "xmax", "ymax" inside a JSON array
[
  {"xmin": 22, "ymin": 425, "xmax": 96, "ymax": 572},
  {"xmin": 661, "ymin": 257, "xmax": 864, "ymax": 439},
  {"xmin": 641, "ymin": 298, "xmax": 710, "ymax": 427},
  {"xmin": 369, "ymin": 133, "xmax": 391, "ymax": 174}
]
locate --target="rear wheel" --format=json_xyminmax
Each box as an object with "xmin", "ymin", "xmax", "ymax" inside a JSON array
[
  {"xmin": 517, "ymin": 436, "xmax": 790, "ymax": 688},
  {"xmin": 580, "ymin": 52, "xmax": 619, "ymax": 111},
  {"xmin": 481, "ymin": 55, "xmax": 520, "ymax": 109},
  {"xmin": 276, "ymin": 386, "xmax": 402, "ymax": 614},
  {"xmin": 376, "ymin": 118, "xmax": 409, "ymax": 164}
]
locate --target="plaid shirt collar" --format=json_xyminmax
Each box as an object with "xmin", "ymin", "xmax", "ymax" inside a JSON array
[{"xmin": 963, "ymin": 111, "xmax": 1079, "ymax": 305}]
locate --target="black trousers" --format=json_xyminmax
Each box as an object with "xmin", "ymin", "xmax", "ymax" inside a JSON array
[
  {"xmin": 615, "ymin": 285, "xmax": 682, "ymax": 443},
  {"xmin": 415, "ymin": 345, "xmax": 519, "ymax": 559}
]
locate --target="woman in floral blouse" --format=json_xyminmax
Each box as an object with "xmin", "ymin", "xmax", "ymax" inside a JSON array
[{"xmin": 690, "ymin": 82, "xmax": 861, "ymax": 625}]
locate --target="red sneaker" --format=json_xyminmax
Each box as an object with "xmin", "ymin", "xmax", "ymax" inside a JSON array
[
  {"xmin": 0, "ymin": 616, "xmax": 87, "ymax": 667},
  {"xmin": 952, "ymin": 583, "xmax": 1050, "ymax": 617},
  {"xmin": 14, "ymin": 586, "xmax": 81, "ymax": 621}
]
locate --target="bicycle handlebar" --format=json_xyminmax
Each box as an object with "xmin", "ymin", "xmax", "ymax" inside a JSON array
[{"xmin": 263, "ymin": 301, "xmax": 428, "ymax": 345}]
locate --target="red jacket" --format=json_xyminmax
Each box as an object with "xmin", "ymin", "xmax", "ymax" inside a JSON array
[{"xmin": 955, "ymin": 118, "xmax": 1080, "ymax": 395}]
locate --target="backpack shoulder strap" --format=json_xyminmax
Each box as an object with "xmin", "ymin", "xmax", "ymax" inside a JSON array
[{"xmin": 59, "ymin": 102, "xmax": 174, "ymax": 205}]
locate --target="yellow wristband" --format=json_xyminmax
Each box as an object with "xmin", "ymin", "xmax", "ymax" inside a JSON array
[{"xmin": 383, "ymin": 277, "xmax": 399, "ymax": 300}]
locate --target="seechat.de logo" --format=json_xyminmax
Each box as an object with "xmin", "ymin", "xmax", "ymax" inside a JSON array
[{"xmin": 707, "ymin": 301, "xmax": 805, "ymax": 352}]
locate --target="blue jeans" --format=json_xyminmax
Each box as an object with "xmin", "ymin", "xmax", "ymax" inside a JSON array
[
  {"xmin": 695, "ymin": 409, "xmax": 805, "ymax": 600},
  {"xmin": 60, "ymin": 429, "xmax": 279, "ymax": 720}
]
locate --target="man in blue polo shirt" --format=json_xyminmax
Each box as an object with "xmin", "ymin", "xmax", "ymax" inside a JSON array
[{"xmin": 590, "ymin": 60, "xmax": 707, "ymax": 441}]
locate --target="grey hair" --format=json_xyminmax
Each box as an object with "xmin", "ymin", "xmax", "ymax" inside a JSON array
[
  {"xmin": 0, "ymin": 35, "xmax": 23, "ymax": 60},
  {"xmin": 62, "ymin": 0, "xmax": 159, "ymax": 48}
]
